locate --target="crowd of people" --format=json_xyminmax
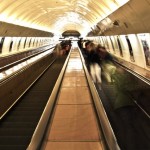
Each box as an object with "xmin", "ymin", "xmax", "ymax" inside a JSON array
[
  {"xmin": 78, "ymin": 38, "xmax": 150, "ymax": 150},
  {"xmin": 78, "ymin": 39, "xmax": 116, "ymax": 89},
  {"xmin": 54, "ymin": 40, "xmax": 72, "ymax": 56},
  {"xmin": 78, "ymin": 39, "xmax": 146, "ymax": 150}
]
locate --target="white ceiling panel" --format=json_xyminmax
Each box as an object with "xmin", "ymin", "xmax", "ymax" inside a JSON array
[{"xmin": 0, "ymin": 0, "xmax": 129, "ymax": 36}]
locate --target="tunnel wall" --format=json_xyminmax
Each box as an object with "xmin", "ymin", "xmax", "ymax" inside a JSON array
[{"xmin": 0, "ymin": 21, "xmax": 53, "ymax": 37}]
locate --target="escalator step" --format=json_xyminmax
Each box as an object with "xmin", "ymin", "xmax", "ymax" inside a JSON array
[
  {"xmin": 16, "ymin": 102, "xmax": 47, "ymax": 107},
  {"xmin": 0, "ymin": 128, "xmax": 35, "ymax": 136},
  {"xmin": 0, "ymin": 145, "xmax": 27, "ymax": 150},
  {"xmin": 0, "ymin": 55, "xmax": 67, "ymax": 149},
  {"xmin": 0, "ymin": 122, "xmax": 36, "ymax": 128},
  {"xmin": 4, "ymin": 116, "xmax": 40, "ymax": 122},
  {"xmin": 10, "ymin": 110, "xmax": 43, "ymax": 116},
  {"xmin": 14, "ymin": 106, "xmax": 46, "ymax": 111},
  {"xmin": 0, "ymin": 136, "xmax": 30, "ymax": 145}
]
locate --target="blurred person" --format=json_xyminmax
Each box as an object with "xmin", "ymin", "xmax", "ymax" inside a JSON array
[
  {"xmin": 112, "ymin": 68, "xmax": 135, "ymax": 110},
  {"xmin": 59, "ymin": 40, "xmax": 71, "ymax": 55},
  {"xmin": 96, "ymin": 45, "xmax": 116, "ymax": 83},
  {"xmin": 86, "ymin": 42, "xmax": 102, "ymax": 88},
  {"xmin": 81, "ymin": 41, "xmax": 93, "ymax": 68},
  {"xmin": 54, "ymin": 43, "xmax": 62, "ymax": 56},
  {"xmin": 112, "ymin": 67, "xmax": 137, "ymax": 150},
  {"xmin": 97, "ymin": 45, "xmax": 113, "ymax": 62},
  {"xmin": 77, "ymin": 38, "xmax": 83, "ymax": 49},
  {"xmin": 64, "ymin": 44, "xmax": 71, "ymax": 55}
]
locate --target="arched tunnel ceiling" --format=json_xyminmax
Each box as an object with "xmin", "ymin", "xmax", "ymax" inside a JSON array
[{"xmin": 0, "ymin": 0, "xmax": 129, "ymax": 36}]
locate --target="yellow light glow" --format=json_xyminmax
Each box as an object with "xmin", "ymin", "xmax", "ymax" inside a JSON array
[
  {"xmin": 115, "ymin": 0, "xmax": 130, "ymax": 6},
  {"xmin": 91, "ymin": 0, "xmax": 129, "ymax": 30},
  {"xmin": 0, "ymin": 0, "xmax": 130, "ymax": 36},
  {"xmin": 53, "ymin": 11, "xmax": 91, "ymax": 36},
  {"xmin": 77, "ymin": 4, "xmax": 91, "ymax": 12}
]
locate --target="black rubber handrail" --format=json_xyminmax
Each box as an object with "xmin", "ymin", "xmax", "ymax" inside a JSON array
[
  {"xmin": 0, "ymin": 48, "xmax": 54, "ymax": 84},
  {"xmin": 114, "ymin": 60, "xmax": 150, "ymax": 85},
  {"xmin": 133, "ymin": 99, "xmax": 150, "ymax": 119},
  {"xmin": 114, "ymin": 61, "xmax": 150, "ymax": 119}
]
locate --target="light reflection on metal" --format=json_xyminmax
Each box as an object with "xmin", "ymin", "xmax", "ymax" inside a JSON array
[{"xmin": 0, "ymin": 49, "xmax": 53, "ymax": 81}]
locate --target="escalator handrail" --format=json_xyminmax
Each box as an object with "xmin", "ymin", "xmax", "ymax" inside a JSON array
[
  {"xmin": 115, "ymin": 61, "xmax": 150, "ymax": 119},
  {"xmin": 0, "ymin": 45, "xmax": 55, "ymax": 72},
  {"xmin": 114, "ymin": 60, "xmax": 150, "ymax": 86},
  {"xmin": 0, "ymin": 48, "xmax": 54, "ymax": 84},
  {"xmin": 133, "ymin": 99, "xmax": 150, "ymax": 119}
]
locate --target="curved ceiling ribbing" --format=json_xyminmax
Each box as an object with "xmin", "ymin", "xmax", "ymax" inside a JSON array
[{"xmin": 0, "ymin": 0, "xmax": 129, "ymax": 36}]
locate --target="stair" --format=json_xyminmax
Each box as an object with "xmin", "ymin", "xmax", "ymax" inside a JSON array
[{"xmin": 0, "ymin": 56, "xmax": 67, "ymax": 150}]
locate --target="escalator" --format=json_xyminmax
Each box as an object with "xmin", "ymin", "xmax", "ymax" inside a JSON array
[
  {"xmin": 27, "ymin": 45, "xmax": 120, "ymax": 150},
  {"xmin": 79, "ymin": 45, "xmax": 150, "ymax": 150},
  {"xmin": 97, "ymin": 66, "xmax": 150, "ymax": 150},
  {"xmin": 0, "ymin": 55, "xmax": 67, "ymax": 150}
]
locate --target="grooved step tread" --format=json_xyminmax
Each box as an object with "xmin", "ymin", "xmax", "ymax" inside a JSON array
[
  {"xmin": 0, "ymin": 55, "xmax": 67, "ymax": 148},
  {"xmin": 0, "ymin": 136, "xmax": 31, "ymax": 145},
  {"xmin": 0, "ymin": 128, "xmax": 35, "ymax": 136},
  {"xmin": 0, "ymin": 145, "xmax": 27, "ymax": 150}
]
